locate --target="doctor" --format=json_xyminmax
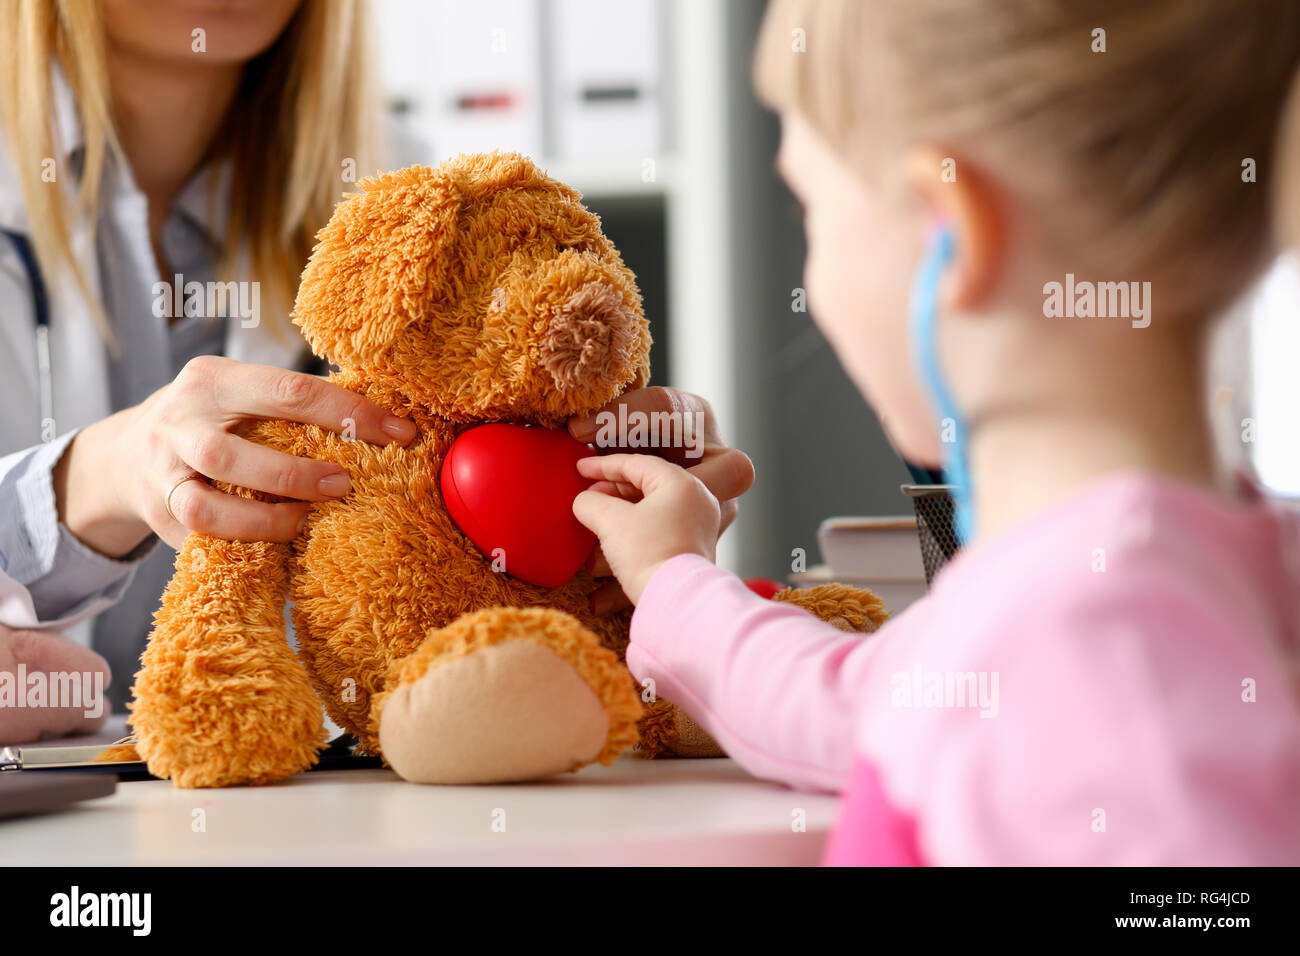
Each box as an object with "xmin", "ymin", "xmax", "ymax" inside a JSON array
[{"xmin": 0, "ymin": 0, "xmax": 753, "ymax": 742}]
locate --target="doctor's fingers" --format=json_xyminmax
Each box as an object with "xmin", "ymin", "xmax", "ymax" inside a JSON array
[
  {"xmin": 154, "ymin": 477, "xmax": 311, "ymax": 549},
  {"xmin": 176, "ymin": 428, "xmax": 355, "ymax": 503},
  {"xmin": 179, "ymin": 357, "xmax": 417, "ymax": 446},
  {"xmin": 685, "ymin": 447, "xmax": 753, "ymax": 535}
]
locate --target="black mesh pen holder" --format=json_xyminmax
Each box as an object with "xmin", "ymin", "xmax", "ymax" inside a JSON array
[{"xmin": 901, "ymin": 484, "xmax": 962, "ymax": 586}]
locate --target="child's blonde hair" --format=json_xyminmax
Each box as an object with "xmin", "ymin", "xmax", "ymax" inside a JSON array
[{"xmin": 755, "ymin": 0, "xmax": 1300, "ymax": 319}]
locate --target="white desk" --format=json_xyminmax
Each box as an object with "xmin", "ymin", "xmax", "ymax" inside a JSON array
[{"xmin": 3, "ymin": 725, "xmax": 836, "ymax": 866}]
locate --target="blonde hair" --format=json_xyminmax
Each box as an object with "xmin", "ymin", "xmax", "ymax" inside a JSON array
[
  {"xmin": 0, "ymin": 0, "xmax": 378, "ymax": 346},
  {"xmin": 755, "ymin": 0, "xmax": 1300, "ymax": 319},
  {"xmin": 1277, "ymin": 70, "xmax": 1300, "ymax": 251}
]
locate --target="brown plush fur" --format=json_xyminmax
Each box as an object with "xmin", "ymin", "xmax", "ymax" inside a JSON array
[
  {"xmin": 128, "ymin": 153, "xmax": 887, "ymax": 788},
  {"xmin": 771, "ymin": 583, "xmax": 891, "ymax": 632}
]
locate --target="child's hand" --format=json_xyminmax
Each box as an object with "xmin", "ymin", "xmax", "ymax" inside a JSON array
[{"xmin": 573, "ymin": 453, "xmax": 721, "ymax": 605}]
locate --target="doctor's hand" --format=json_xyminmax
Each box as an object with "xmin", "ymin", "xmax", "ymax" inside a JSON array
[
  {"xmin": 53, "ymin": 355, "xmax": 416, "ymax": 555},
  {"xmin": 572, "ymin": 454, "xmax": 721, "ymax": 606},
  {"xmin": 0, "ymin": 625, "xmax": 112, "ymax": 744},
  {"xmin": 567, "ymin": 386, "xmax": 754, "ymax": 614}
]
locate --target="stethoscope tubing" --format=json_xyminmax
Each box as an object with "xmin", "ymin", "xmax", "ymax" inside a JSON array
[{"xmin": 2, "ymin": 229, "xmax": 55, "ymax": 432}]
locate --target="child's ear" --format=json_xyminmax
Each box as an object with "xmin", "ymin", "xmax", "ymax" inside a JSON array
[{"xmin": 904, "ymin": 148, "xmax": 1005, "ymax": 312}]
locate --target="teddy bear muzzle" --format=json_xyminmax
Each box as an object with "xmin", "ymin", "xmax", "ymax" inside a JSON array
[{"xmin": 540, "ymin": 281, "xmax": 640, "ymax": 393}]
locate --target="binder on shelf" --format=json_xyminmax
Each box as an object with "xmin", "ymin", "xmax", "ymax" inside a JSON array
[
  {"xmin": 548, "ymin": 0, "xmax": 663, "ymax": 163},
  {"xmin": 377, "ymin": 0, "xmax": 544, "ymax": 162}
]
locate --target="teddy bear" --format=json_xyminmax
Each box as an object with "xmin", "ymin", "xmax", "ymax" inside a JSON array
[{"xmin": 123, "ymin": 152, "xmax": 889, "ymax": 788}]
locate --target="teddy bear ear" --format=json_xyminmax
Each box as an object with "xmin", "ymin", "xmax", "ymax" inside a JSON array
[{"xmin": 292, "ymin": 165, "xmax": 460, "ymax": 367}]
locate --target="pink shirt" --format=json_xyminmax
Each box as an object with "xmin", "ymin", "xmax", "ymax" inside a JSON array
[{"xmin": 628, "ymin": 473, "xmax": 1300, "ymax": 865}]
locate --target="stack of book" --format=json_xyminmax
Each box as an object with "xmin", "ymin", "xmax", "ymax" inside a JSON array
[{"xmin": 792, "ymin": 516, "xmax": 928, "ymax": 614}]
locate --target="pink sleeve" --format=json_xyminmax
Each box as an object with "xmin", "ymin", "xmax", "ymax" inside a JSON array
[{"xmin": 628, "ymin": 553, "xmax": 888, "ymax": 793}]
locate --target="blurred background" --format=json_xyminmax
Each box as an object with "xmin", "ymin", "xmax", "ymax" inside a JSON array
[{"xmin": 373, "ymin": 0, "xmax": 1300, "ymax": 580}]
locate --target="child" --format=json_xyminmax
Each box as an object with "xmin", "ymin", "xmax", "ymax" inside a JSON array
[{"xmin": 572, "ymin": 0, "xmax": 1300, "ymax": 864}]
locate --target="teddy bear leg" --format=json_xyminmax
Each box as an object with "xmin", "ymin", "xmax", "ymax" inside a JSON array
[
  {"xmin": 130, "ymin": 536, "xmax": 327, "ymax": 788},
  {"xmin": 372, "ymin": 607, "xmax": 642, "ymax": 784}
]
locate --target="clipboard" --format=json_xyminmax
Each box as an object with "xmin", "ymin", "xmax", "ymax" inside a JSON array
[
  {"xmin": 0, "ymin": 771, "xmax": 117, "ymax": 819},
  {"xmin": 0, "ymin": 733, "xmax": 385, "ymax": 781}
]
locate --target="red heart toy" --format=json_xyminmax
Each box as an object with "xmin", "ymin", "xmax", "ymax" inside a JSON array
[
  {"xmin": 743, "ymin": 578, "xmax": 786, "ymax": 600},
  {"xmin": 440, "ymin": 423, "xmax": 597, "ymax": 588}
]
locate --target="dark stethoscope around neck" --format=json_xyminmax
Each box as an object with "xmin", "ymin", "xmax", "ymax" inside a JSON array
[{"xmin": 2, "ymin": 229, "xmax": 55, "ymax": 433}]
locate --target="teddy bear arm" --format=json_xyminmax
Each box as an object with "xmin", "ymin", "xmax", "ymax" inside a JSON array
[
  {"xmin": 770, "ymin": 583, "xmax": 891, "ymax": 633},
  {"xmin": 130, "ymin": 532, "xmax": 327, "ymax": 787}
]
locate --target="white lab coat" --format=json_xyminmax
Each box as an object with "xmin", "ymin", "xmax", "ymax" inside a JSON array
[{"xmin": 0, "ymin": 70, "xmax": 329, "ymax": 646}]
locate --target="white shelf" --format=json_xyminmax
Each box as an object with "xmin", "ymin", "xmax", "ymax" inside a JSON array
[{"xmin": 539, "ymin": 156, "xmax": 676, "ymax": 200}]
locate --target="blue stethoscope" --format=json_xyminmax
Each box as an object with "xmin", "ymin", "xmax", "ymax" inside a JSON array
[
  {"xmin": 2, "ymin": 229, "xmax": 55, "ymax": 431},
  {"xmin": 908, "ymin": 224, "xmax": 974, "ymax": 543}
]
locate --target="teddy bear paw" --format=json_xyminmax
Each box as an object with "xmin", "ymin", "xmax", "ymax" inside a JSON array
[{"xmin": 374, "ymin": 608, "xmax": 642, "ymax": 785}]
